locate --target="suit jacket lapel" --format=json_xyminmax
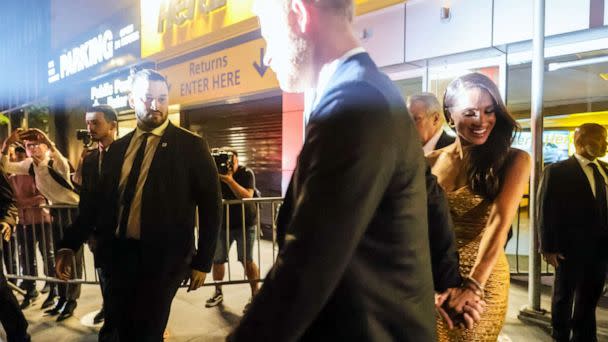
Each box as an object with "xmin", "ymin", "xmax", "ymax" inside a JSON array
[{"xmin": 146, "ymin": 122, "xmax": 174, "ymax": 185}]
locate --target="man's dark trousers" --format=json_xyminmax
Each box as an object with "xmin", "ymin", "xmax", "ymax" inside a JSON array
[
  {"xmin": 551, "ymin": 245, "xmax": 607, "ymax": 342},
  {"xmin": 0, "ymin": 246, "xmax": 29, "ymax": 341},
  {"xmin": 51, "ymin": 208, "xmax": 83, "ymax": 300},
  {"xmin": 103, "ymin": 239, "xmax": 187, "ymax": 342}
]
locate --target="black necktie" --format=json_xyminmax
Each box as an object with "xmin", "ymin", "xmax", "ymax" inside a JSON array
[
  {"xmin": 97, "ymin": 149, "xmax": 104, "ymax": 175},
  {"xmin": 589, "ymin": 163, "xmax": 607, "ymax": 228},
  {"xmin": 118, "ymin": 133, "xmax": 150, "ymax": 238}
]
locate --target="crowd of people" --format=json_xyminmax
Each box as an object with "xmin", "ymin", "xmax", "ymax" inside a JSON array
[{"xmin": 0, "ymin": 0, "xmax": 606, "ymax": 341}]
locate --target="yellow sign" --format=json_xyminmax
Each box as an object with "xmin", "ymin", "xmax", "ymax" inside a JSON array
[
  {"xmin": 141, "ymin": 0, "xmax": 255, "ymax": 57},
  {"xmin": 161, "ymin": 38, "xmax": 278, "ymax": 106},
  {"xmin": 354, "ymin": 0, "xmax": 405, "ymax": 15}
]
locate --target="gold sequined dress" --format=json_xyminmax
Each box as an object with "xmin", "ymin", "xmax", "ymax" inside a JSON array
[{"xmin": 436, "ymin": 186, "xmax": 510, "ymax": 341}]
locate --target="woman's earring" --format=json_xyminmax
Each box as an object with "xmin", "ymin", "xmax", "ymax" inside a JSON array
[{"xmin": 448, "ymin": 119, "xmax": 455, "ymax": 128}]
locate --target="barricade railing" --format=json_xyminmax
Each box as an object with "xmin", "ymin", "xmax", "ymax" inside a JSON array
[
  {"xmin": 2, "ymin": 198, "xmax": 284, "ymax": 290},
  {"xmin": 3, "ymin": 196, "xmax": 565, "ymax": 292},
  {"xmin": 507, "ymin": 194, "xmax": 555, "ymax": 276}
]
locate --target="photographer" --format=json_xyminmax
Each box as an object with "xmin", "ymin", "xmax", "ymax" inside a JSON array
[
  {"xmin": 0, "ymin": 128, "xmax": 81, "ymax": 322},
  {"xmin": 206, "ymin": 147, "xmax": 260, "ymax": 312}
]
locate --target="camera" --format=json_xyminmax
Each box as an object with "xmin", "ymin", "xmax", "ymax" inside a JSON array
[
  {"xmin": 211, "ymin": 149, "xmax": 234, "ymax": 175},
  {"xmin": 76, "ymin": 129, "xmax": 92, "ymax": 147}
]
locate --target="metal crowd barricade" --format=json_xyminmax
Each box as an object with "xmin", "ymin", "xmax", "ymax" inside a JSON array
[
  {"xmin": 3, "ymin": 195, "xmax": 556, "ymax": 287},
  {"xmin": 507, "ymin": 194, "xmax": 555, "ymax": 276},
  {"xmin": 2, "ymin": 204, "xmax": 100, "ymax": 287},
  {"xmin": 2, "ymin": 199, "xmax": 285, "ymax": 290},
  {"xmin": 210, "ymin": 197, "xmax": 283, "ymax": 287}
]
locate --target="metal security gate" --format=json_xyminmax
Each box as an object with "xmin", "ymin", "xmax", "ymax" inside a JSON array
[{"xmin": 185, "ymin": 95, "xmax": 283, "ymax": 238}]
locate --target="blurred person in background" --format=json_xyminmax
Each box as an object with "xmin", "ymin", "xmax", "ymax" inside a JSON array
[
  {"xmin": 1, "ymin": 128, "xmax": 82, "ymax": 322},
  {"xmin": 206, "ymin": 147, "xmax": 260, "ymax": 312},
  {"xmin": 539, "ymin": 123, "xmax": 608, "ymax": 342},
  {"xmin": 0, "ymin": 168, "xmax": 30, "ymax": 341},
  {"xmin": 407, "ymin": 92, "xmax": 455, "ymax": 155},
  {"xmin": 7, "ymin": 146, "xmax": 54, "ymax": 310}
]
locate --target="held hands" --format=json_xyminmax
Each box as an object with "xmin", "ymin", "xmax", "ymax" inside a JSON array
[
  {"xmin": 187, "ymin": 269, "xmax": 207, "ymax": 292},
  {"xmin": 542, "ymin": 252, "xmax": 565, "ymax": 268},
  {"xmin": 55, "ymin": 249, "xmax": 76, "ymax": 281},
  {"xmin": 436, "ymin": 285, "xmax": 486, "ymax": 330}
]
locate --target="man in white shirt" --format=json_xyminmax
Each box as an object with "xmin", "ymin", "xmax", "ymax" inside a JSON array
[
  {"xmin": 407, "ymin": 92, "xmax": 455, "ymax": 155},
  {"xmin": 539, "ymin": 123, "xmax": 608, "ymax": 342},
  {"xmin": 1, "ymin": 128, "xmax": 82, "ymax": 321}
]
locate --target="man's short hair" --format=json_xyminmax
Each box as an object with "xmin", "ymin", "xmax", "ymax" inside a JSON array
[
  {"xmin": 87, "ymin": 104, "xmax": 118, "ymax": 124},
  {"xmin": 575, "ymin": 123, "xmax": 607, "ymax": 144},
  {"xmin": 407, "ymin": 92, "xmax": 442, "ymax": 119},
  {"xmin": 306, "ymin": 0, "xmax": 354, "ymax": 22},
  {"xmin": 130, "ymin": 69, "xmax": 169, "ymax": 90},
  {"xmin": 255, "ymin": 0, "xmax": 354, "ymax": 22}
]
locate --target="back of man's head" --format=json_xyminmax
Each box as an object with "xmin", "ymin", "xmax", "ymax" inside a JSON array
[{"xmin": 254, "ymin": 0, "xmax": 354, "ymax": 22}]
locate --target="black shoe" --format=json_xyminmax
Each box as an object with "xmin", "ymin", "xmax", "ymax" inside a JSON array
[
  {"xmin": 93, "ymin": 307, "xmax": 104, "ymax": 324},
  {"xmin": 41, "ymin": 292, "xmax": 57, "ymax": 310},
  {"xmin": 44, "ymin": 297, "xmax": 66, "ymax": 316},
  {"xmin": 205, "ymin": 289, "xmax": 223, "ymax": 308},
  {"xmin": 40, "ymin": 282, "xmax": 51, "ymax": 294},
  {"xmin": 19, "ymin": 291, "xmax": 38, "ymax": 310},
  {"xmin": 57, "ymin": 300, "xmax": 77, "ymax": 322}
]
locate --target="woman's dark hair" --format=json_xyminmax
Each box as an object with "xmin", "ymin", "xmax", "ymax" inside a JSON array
[{"xmin": 442, "ymin": 73, "xmax": 519, "ymax": 200}]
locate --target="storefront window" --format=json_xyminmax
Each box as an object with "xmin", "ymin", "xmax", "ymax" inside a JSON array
[
  {"xmin": 506, "ymin": 49, "xmax": 608, "ymax": 160},
  {"xmin": 393, "ymin": 77, "xmax": 423, "ymax": 100}
]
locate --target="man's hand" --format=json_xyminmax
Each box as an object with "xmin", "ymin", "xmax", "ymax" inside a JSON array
[
  {"xmin": 542, "ymin": 252, "xmax": 565, "ymax": 268},
  {"xmin": 55, "ymin": 249, "xmax": 76, "ymax": 281},
  {"xmin": 441, "ymin": 287, "xmax": 486, "ymax": 330},
  {"xmin": 0, "ymin": 222, "xmax": 12, "ymax": 241},
  {"xmin": 219, "ymin": 170, "xmax": 234, "ymax": 184},
  {"xmin": 187, "ymin": 269, "xmax": 207, "ymax": 292},
  {"xmin": 435, "ymin": 289, "xmax": 456, "ymax": 329},
  {"xmin": 21, "ymin": 128, "xmax": 54, "ymax": 149},
  {"xmin": 2, "ymin": 128, "xmax": 24, "ymax": 153}
]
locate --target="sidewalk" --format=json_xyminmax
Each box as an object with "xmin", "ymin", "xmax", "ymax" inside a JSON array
[{"xmin": 3, "ymin": 240, "xmax": 608, "ymax": 341}]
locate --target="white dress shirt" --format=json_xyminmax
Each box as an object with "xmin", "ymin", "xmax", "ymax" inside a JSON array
[
  {"xmin": 423, "ymin": 129, "xmax": 445, "ymax": 155},
  {"xmin": 574, "ymin": 153, "xmax": 608, "ymax": 199}
]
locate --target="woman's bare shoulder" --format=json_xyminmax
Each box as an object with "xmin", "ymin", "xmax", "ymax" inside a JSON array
[{"xmin": 506, "ymin": 148, "xmax": 531, "ymax": 174}]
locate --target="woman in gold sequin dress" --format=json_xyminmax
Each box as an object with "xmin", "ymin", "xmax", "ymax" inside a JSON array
[{"xmin": 427, "ymin": 73, "xmax": 530, "ymax": 341}]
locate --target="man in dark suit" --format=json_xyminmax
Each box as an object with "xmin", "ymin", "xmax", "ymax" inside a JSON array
[
  {"xmin": 227, "ymin": 1, "xmax": 478, "ymax": 340},
  {"xmin": 56, "ymin": 69, "xmax": 222, "ymax": 341},
  {"xmin": 407, "ymin": 92, "xmax": 455, "ymax": 154},
  {"xmin": 71, "ymin": 104, "xmax": 118, "ymax": 327},
  {"xmin": 539, "ymin": 123, "xmax": 608, "ymax": 342},
  {"xmin": 0, "ymin": 171, "xmax": 30, "ymax": 342}
]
